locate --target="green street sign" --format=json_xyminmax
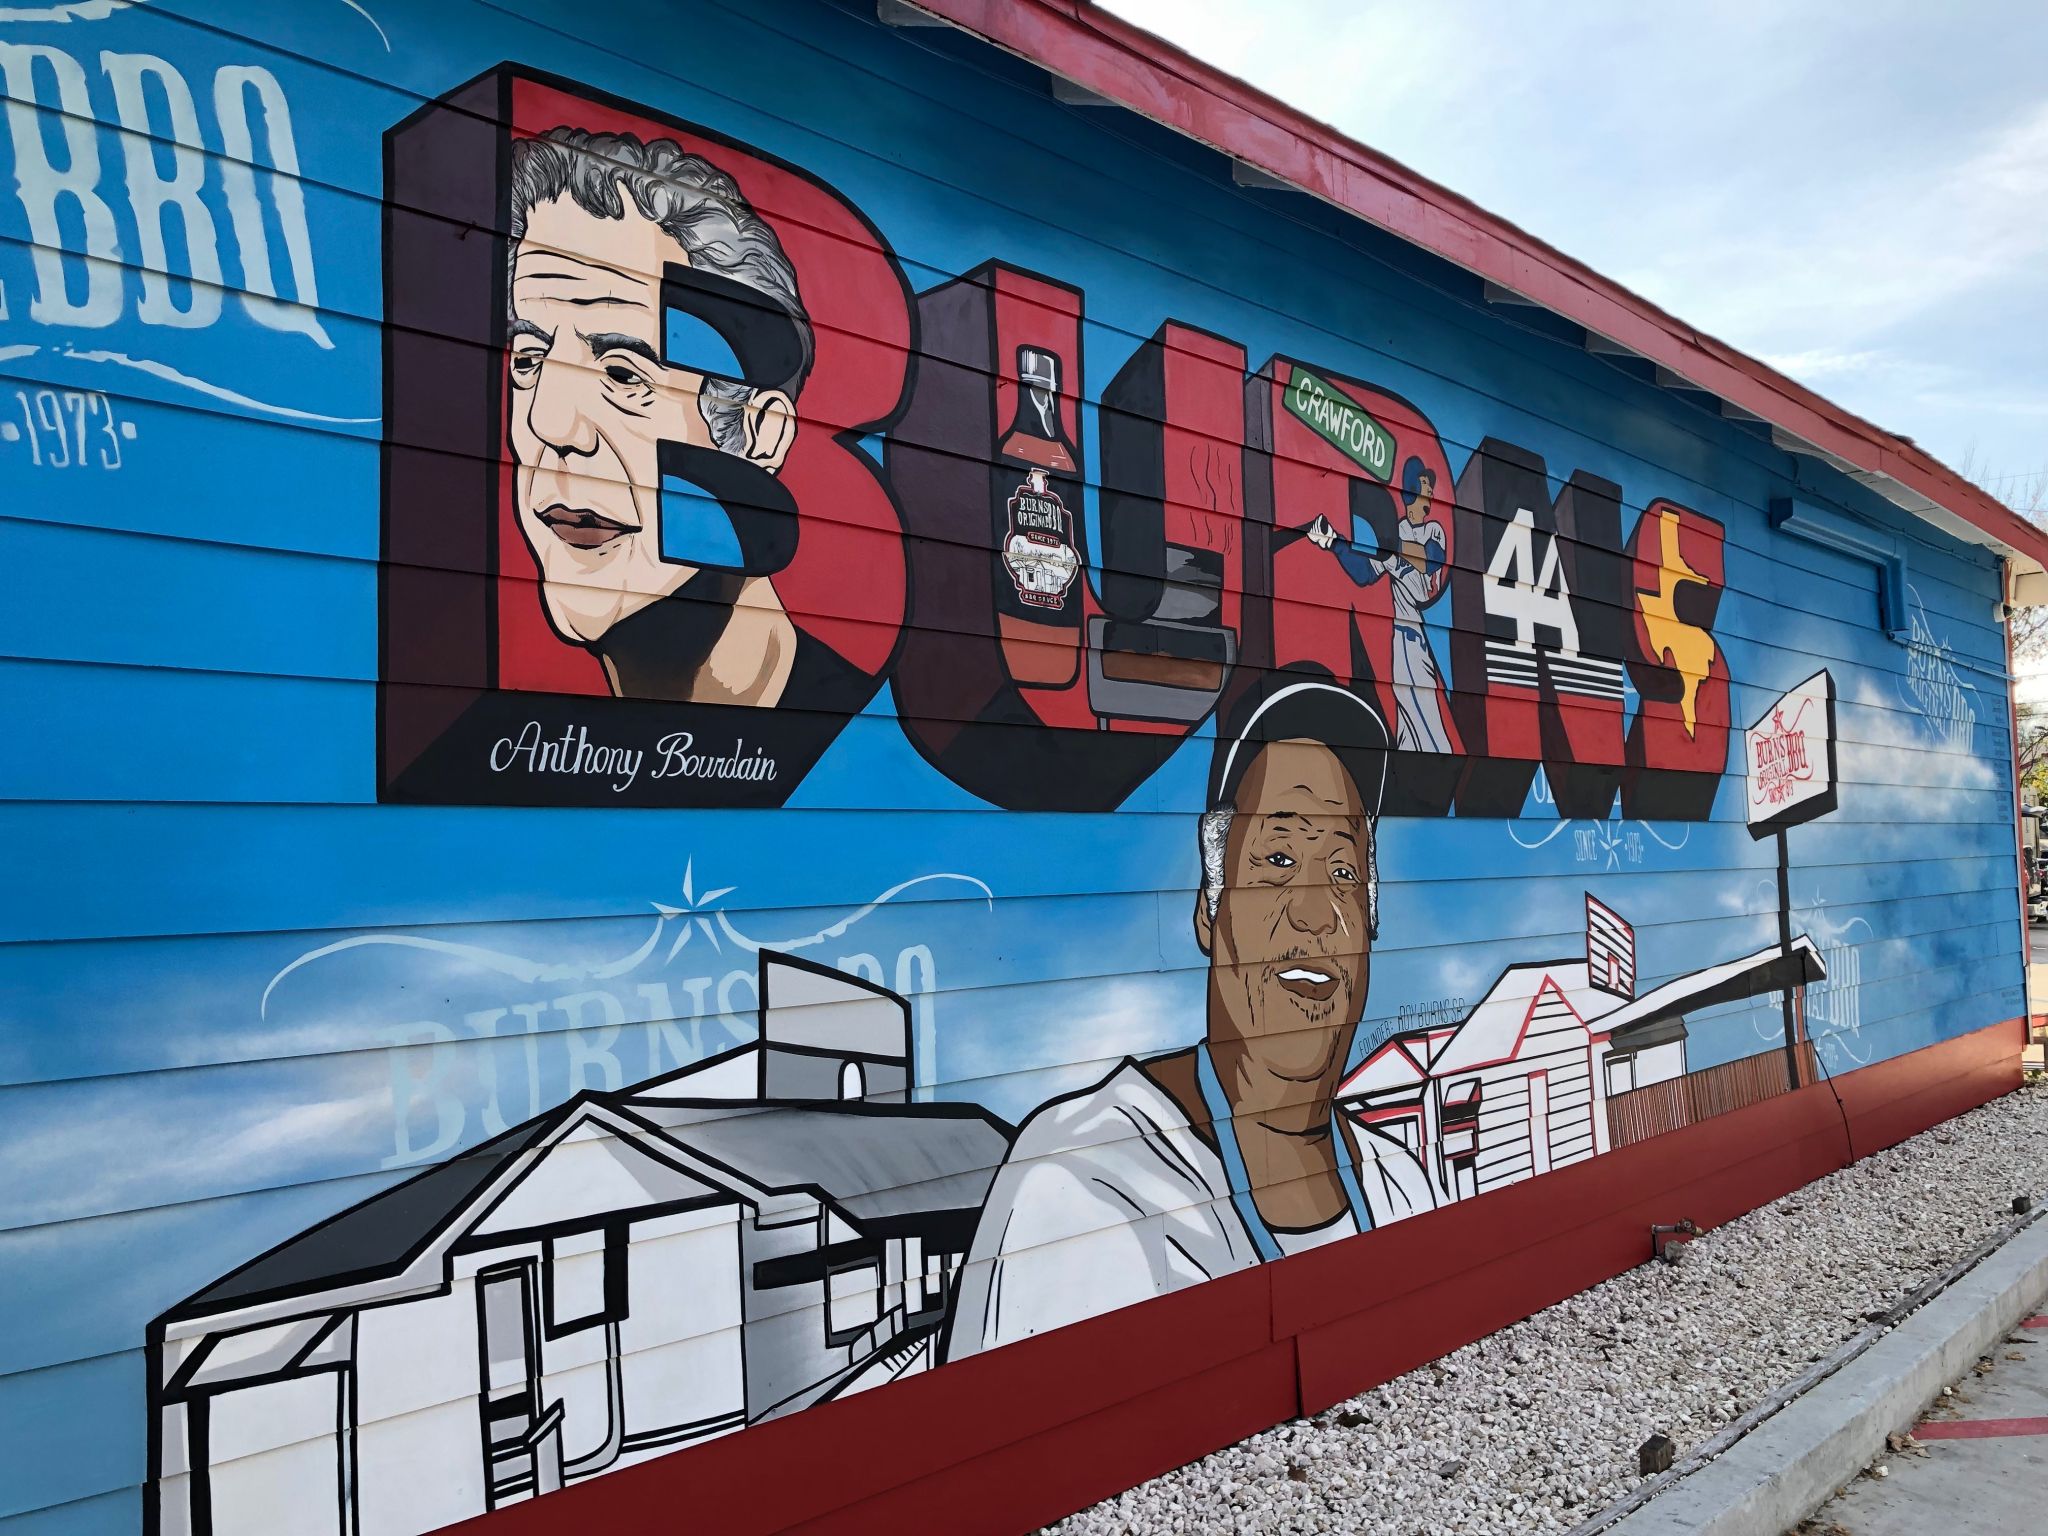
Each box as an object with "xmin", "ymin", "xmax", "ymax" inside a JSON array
[{"xmin": 1284, "ymin": 363, "xmax": 1394, "ymax": 481}]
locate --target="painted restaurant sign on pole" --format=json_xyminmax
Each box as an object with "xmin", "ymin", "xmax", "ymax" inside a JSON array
[
  {"xmin": 1746, "ymin": 669, "xmax": 1840, "ymax": 832},
  {"xmin": 1747, "ymin": 668, "xmax": 1840, "ymax": 1087}
]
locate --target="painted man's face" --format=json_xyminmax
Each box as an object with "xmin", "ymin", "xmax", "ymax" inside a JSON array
[
  {"xmin": 1198, "ymin": 740, "xmax": 1372, "ymax": 1080},
  {"xmin": 1408, "ymin": 475, "xmax": 1434, "ymax": 524},
  {"xmin": 508, "ymin": 189, "xmax": 794, "ymax": 644}
]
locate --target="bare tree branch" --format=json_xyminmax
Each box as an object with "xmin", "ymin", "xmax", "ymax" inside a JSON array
[{"xmin": 1969, "ymin": 459, "xmax": 2048, "ymax": 673}]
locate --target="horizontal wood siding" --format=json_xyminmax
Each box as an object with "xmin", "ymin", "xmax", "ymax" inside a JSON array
[{"xmin": 0, "ymin": 3, "xmax": 2024, "ymax": 1534}]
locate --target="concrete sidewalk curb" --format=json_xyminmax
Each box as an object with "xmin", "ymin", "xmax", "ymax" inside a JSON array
[{"xmin": 1608, "ymin": 1212, "xmax": 2048, "ymax": 1536}]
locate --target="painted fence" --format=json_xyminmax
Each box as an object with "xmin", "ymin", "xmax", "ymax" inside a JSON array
[{"xmin": 0, "ymin": 2, "xmax": 2028, "ymax": 1534}]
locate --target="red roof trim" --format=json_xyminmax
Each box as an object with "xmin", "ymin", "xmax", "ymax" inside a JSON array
[
  {"xmin": 1351, "ymin": 1102, "xmax": 1424, "ymax": 1123},
  {"xmin": 911, "ymin": 0, "xmax": 2048, "ymax": 569}
]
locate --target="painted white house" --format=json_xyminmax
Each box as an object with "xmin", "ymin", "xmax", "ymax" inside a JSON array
[
  {"xmin": 1338, "ymin": 897, "xmax": 1824, "ymax": 1207},
  {"xmin": 147, "ymin": 953, "xmax": 1013, "ymax": 1536}
]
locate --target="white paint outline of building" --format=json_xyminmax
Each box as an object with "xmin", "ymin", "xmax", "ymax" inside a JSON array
[{"xmin": 1338, "ymin": 897, "xmax": 1825, "ymax": 1210}]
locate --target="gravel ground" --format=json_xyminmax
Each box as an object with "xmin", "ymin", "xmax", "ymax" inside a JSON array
[{"xmin": 1050, "ymin": 1078, "xmax": 2048, "ymax": 1536}]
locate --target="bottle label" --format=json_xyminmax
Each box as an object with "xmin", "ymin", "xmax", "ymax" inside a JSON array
[{"xmin": 1003, "ymin": 472, "xmax": 1081, "ymax": 609}]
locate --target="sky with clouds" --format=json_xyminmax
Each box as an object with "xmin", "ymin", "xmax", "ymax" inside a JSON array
[{"xmin": 1101, "ymin": 0, "xmax": 2048, "ymax": 509}]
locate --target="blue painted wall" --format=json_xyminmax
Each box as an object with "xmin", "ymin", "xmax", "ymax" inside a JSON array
[{"xmin": 0, "ymin": 1, "xmax": 2021, "ymax": 1531}]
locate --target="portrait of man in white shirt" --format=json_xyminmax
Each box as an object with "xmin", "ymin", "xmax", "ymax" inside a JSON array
[{"xmin": 947, "ymin": 678, "xmax": 1435, "ymax": 1359}]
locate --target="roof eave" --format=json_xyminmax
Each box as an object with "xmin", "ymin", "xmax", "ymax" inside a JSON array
[{"xmin": 895, "ymin": 0, "xmax": 2048, "ymax": 575}]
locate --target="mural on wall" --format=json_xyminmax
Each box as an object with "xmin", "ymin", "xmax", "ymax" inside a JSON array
[
  {"xmin": 1901, "ymin": 584, "xmax": 1980, "ymax": 753},
  {"xmin": 0, "ymin": 10, "xmax": 2017, "ymax": 1536},
  {"xmin": 380, "ymin": 71, "xmax": 915, "ymax": 805},
  {"xmin": 50, "ymin": 47, "xmax": 1857, "ymax": 1536},
  {"xmin": 1340, "ymin": 894, "xmax": 1824, "ymax": 1197},
  {"xmin": 150, "ymin": 689, "xmax": 1831, "ymax": 1536},
  {"xmin": 378, "ymin": 66, "xmax": 1737, "ymax": 818}
]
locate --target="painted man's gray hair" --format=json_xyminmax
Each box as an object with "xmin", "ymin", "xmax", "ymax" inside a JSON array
[
  {"xmin": 507, "ymin": 127, "xmax": 813, "ymax": 451},
  {"xmin": 1198, "ymin": 805, "xmax": 1379, "ymax": 940}
]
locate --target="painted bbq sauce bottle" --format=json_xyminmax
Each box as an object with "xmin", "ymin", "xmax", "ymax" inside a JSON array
[{"xmin": 994, "ymin": 346, "xmax": 1084, "ymax": 687}]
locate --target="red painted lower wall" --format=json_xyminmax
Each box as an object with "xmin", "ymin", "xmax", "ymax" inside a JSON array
[{"xmin": 438, "ymin": 1018, "xmax": 2025, "ymax": 1536}]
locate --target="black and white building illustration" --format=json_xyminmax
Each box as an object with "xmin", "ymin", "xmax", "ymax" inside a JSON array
[
  {"xmin": 1339, "ymin": 897, "xmax": 1827, "ymax": 1205},
  {"xmin": 146, "ymin": 954, "xmax": 1013, "ymax": 1536}
]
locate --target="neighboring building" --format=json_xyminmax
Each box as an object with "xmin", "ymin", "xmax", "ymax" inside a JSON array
[
  {"xmin": 1339, "ymin": 897, "xmax": 1826, "ymax": 1205},
  {"xmin": 147, "ymin": 955, "xmax": 1013, "ymax": 1536}
]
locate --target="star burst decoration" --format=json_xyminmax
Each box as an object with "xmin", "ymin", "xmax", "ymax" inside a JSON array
[{"xmin": 653, "ymin": 860, "xmax": 736, "ymax": 961}]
